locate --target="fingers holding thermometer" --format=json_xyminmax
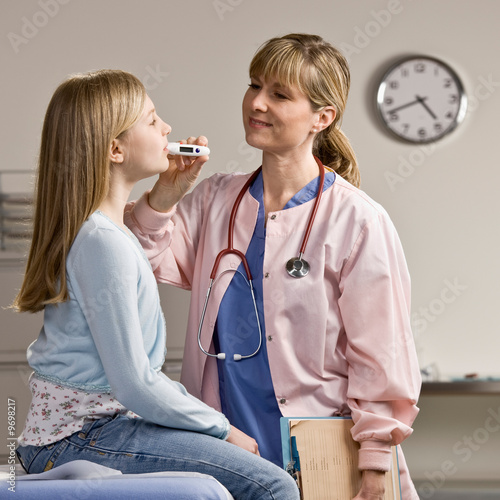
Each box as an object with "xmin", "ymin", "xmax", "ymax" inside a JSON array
[{"xmin": 152, "ymin": 136, "xmax": 209, "ymax": 212}]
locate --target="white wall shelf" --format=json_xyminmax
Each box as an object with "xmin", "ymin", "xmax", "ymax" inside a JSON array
[{"xmin": 422, "ymin": 380, "xmax": 500, "ymax": 395}]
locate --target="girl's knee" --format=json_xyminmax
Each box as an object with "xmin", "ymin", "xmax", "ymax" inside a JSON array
[{"xmin": 272, "ymin": 470, "xmax": 300, "ymax": 500}]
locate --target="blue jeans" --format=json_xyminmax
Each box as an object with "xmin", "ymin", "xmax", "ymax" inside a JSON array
[{"xmin": 16, "ymin": 415, "xmax": 299, "ymax": 500}]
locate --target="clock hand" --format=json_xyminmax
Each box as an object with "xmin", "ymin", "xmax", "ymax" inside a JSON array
[
  {"xmin": 415, "ymin": 95, "xmax": 437, "ymax": 119},
  {"xmin": 386, "ymin": 98, "xmax": 421, "ymax": 115}
]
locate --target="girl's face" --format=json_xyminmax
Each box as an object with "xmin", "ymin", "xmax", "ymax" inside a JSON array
[
  {"xmin": 242, "ymin": 76, "xmax": 321, "ymax": 156},
  {"xmin": 118, "ymin": 95, "xmax": 171, "ymax": 181}
]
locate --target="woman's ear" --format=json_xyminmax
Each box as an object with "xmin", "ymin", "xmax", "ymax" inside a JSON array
[
  {"xmin": 109, "ymin": 138, "xmax": 125, "ymax": 165},
  {"xmin": 313, "ymin": 106, "xmax": 336, "ymax": 133}
]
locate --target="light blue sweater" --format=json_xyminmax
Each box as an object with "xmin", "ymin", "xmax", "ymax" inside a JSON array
[{"xmin": 27, "ymin": 211, "xmax": 229, "ymax": 439}]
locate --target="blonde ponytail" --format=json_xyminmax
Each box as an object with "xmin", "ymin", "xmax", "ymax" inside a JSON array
[{"xmin": 315, "ymin": 126, "xmax": 360, "ymax": 188}]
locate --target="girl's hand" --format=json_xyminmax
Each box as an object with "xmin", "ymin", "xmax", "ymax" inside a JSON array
[
  {"xmin": 353, "ymin": 470, "xmax": 386, "ymax": 500},
  {"xmin": 148, "ymin": 135, "xmax": 209, "ymax": 213},
  {"xmin": 226, "ymin": 425, "xmax": 260, "ymax": 456}
]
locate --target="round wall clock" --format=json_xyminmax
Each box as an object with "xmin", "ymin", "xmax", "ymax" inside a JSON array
[{"xmin": 376, "ymin": 55, "xmax": 467, "ymax": 144}]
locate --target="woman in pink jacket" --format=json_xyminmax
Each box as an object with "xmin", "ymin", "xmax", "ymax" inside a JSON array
[{"xmin": 126, "ymin": 33, "xmax": 421, "ymax": 499}]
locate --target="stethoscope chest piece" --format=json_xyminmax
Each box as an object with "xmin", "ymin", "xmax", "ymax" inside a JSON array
[{"xmin": 286, "ymin": 256, "xmax": 310, "ymax": 278}]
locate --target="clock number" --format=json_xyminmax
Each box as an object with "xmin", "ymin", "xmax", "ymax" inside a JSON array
[
  {"xmin": 444, "ymin": 78, "xmax": 452, "ymax": 88},
  {"xmin": 449, "ymin": 94, "xmax": 458, "ymax": 104},
  {"xmin": 402, "ymin": 124, "xmax": 410, "ymax": 134},
  {"xmin": 385, "ymin": 96, "xmax": 394, "ymax": 105},
  {"xmin": 389, "ymin": 80, "xmax": 399, "ymax": 89},
  {"xmin": 445, "ymin": 111, "xmax": 454, "ymax": 120},
  {"xmin": 389, "ymin": 113, "xmax": 399, "ymax": 122},
  {"xmin": 415, "ymin": 62, "xmax": 425, "ymax": 73},
  {"xmin": 418, "ymin": 128, "xmax": 427, "ymax": 138},
  {"xmin": 401, "ymin": 68, "xmax": 409, "ymax": 77},
  {"xmin": 434, "ymin": 123, "xmax": 443, "ymax": 133}
]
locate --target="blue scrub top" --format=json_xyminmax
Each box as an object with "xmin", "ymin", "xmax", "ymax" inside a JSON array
[{"xmin": 214, "ymin": 169, "xmax": 336, "ymax": 466}]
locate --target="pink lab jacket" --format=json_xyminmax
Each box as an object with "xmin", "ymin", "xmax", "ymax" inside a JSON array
[{"xmin": 125, "ymin": 171, "xmax": 421, "ymax": 499}]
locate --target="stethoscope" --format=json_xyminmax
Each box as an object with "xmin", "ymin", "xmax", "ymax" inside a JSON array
[{"xmin": 197, "ymin": 156, "xmax": 325, "ymax": 361}]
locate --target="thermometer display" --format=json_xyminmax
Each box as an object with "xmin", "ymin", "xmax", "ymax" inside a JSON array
[{"xmin": 168, "ymin": 143, "xmax": 210, "ymax": 156}]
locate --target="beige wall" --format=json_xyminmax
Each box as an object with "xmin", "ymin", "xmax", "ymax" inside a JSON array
[{"xmin": 1, "ymin": 0, "xmax": 499, "ymax": 491}]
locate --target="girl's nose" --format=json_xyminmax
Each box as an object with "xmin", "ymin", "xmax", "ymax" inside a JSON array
[{"xmin": 163, "ymin": 121, "xmax": 172, "ymax": 136}]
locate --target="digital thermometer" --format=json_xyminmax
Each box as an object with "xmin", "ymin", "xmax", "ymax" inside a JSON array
[{"xmin": 167, "ymin": 142, "xmax": 210, "ymax": 156}]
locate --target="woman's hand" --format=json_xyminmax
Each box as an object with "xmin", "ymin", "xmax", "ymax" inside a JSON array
[
  {"xmin": 226, "ymin": 425, "xmax": 260, "ymax": 456},
  {"xmin": 148, "ymin": 135, "xmax": 209, "ymax": 213},
  {"xmin": 353, "ymin": 470, "xmax": 386, "ymax": 500}
]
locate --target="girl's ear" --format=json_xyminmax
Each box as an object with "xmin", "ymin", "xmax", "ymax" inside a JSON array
[
  {"xmin": 313, "ymin": 106, "xmax": 336, "ymax": 133},
  {"xmin": 109, "ymin": 139, "xmax": 125, "ymax": 165}
]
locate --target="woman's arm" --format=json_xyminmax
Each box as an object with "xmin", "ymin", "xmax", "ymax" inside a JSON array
[
  {"xmin": 124, "ymin": 171, "xmax": 214, "ymax": 288},
  {"xmin": 338, "ymin": 212, "xmax": 421, "ymax": 499},
  {"xmin": 339, "ymin": 212, "xmax": 421, "ymax": 470}
]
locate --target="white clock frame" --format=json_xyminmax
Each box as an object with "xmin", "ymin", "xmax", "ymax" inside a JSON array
[{"xmin": 376, "ymin": 55, "xmax": 467, "ymax": 144}]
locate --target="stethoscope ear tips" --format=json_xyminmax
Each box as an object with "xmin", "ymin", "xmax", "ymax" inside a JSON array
[{"xmin": 215, "ymin": 353, "xmax": 243, "ymax": 361}]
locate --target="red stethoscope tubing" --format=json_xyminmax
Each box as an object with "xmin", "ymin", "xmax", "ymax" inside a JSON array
[
  {"xmin": 209, "ymin": 168, "xmax": 260, "ymax": 281},
  {"xmin": 209, "ymin": 156, "xmax": 325, "ymax": 280},
  {"xmin": 297, "ymin": 156, "xmax": 324, "ymax": 258},
  {"xmin": 198, "ymin": 156, "xmax": 325, "ymax": 361}
]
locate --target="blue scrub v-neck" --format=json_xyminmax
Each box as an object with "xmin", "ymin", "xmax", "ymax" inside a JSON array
[{"xmin": 213, "ymin": 169, "xmax": 335, "ymax": 466}]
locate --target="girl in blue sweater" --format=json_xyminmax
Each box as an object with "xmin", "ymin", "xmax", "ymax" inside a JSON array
[{"xmin": 14, "ymin": 69, "xmax": 298, "ymax": 500}]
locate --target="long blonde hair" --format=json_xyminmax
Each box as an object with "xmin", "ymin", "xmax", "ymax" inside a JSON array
[
  {"xmin": 249, "ymin": 33, "xmax": 360, "ymax": 187},
  {"xmin": 14, "ymin": 70, "xmax": 146, "ymax": 313}
]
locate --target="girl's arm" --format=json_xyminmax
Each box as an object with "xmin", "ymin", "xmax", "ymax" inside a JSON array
[{"xmin": 70, "ymin": 226, "xmax": 229, "ymax": 439}]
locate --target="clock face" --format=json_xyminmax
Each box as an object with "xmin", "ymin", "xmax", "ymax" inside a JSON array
[{"xmin": 376, "ymin": 56, "xmax": 467, "ymax": 143}]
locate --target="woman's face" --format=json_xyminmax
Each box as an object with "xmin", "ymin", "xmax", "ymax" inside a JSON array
[
  {"xmin": 242, "ymin": 76, "xmax": 320, "ymax": 156},
  {"xmin": 118, "ymin": 95, "xmax": 172, "ymax": 181}
]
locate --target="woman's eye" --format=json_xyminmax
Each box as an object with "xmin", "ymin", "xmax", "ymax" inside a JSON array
[
  {"xmin": 274, "ymin": 93, "xmax": 288, "ymax": 100},
  {"xmin": 248, "ymin": 83, "xmax": 260, "ymax": 90}
]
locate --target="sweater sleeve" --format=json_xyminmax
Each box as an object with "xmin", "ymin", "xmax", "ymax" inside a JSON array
[
  {"xmin": 69, "ymin": 225, "xmax": 230, "ymax": 440},
  {"xmin": 124, "ymin": 192, "xmax": 182, "ymax": 283},
  {"xmin": 338, "ymin": 212, "xmax": 421, "ymax": 471},
  {"xmin": 124, "ymin": 178, "xmax": 212, "ymax": 288}
]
